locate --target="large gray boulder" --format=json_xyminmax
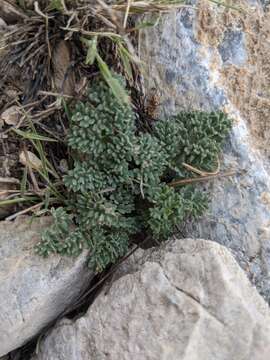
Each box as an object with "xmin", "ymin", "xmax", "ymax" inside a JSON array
[
  {"xmin": 139, "ymin": 1, "xmax": 270, "ymax": 300},
  {"xmin": 31, "ymin": 239, "xmax": 270, "ymax": 360},
  {"xmin": 0, "ymin": 217, "xmax": 92, "ymax": 356}
]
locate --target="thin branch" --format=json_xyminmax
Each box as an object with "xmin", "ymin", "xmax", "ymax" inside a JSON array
[
  {"xmin": 60, "ymin": 27, "xmax": 123, "ymax": 39},
  {"xmin": 34, "ymin": 2, "xmax": 52, "ymax": 58},
  {"xmin": 38, "ymin": 90, "xmax": 74, "ymax": 99},
  {"xmin": 23, "ymin": 145, "xmax": 41, "ymax": 194},
  {"xmin": 182, "ymin": 157, "xmax": 220, "ymax": 177},
  {"xmin": 34, "ymin": 2, "xmax": 54, "ymax": 19},
  {"xmin": 169, "ymin": 170, "xmax": 237, "ymax": 187},
  {"xmin": 123, "ymin": 0, "xmax": 132, "ymax": 29},
  {"xmin": 0, "ymin": 190, "xmax": 35, "ymax": 197},
  {"xmin": 6, "ymin": 202, "xmax": 43, "ymax": 221},
  {"xmin": 96, "ymin": 0, "xmax": 120, "ymax": 28},
  {"xmin": 0, "ymin": 177, "xmax": 20, "ymax": 185}
]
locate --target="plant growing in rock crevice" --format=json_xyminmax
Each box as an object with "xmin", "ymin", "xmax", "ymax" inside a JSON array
[{"xmin": 36, "ymin": 78, "xmax": 232, "ymax": 272}]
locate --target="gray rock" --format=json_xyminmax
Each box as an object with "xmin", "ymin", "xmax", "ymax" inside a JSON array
[
  {"xmin": 218, "ymin": 30, "xmax": 246, "ymax": 66},
  {"xmin": 0, "ymin": 217, "xmax": 92, "ymax": 356},
  {"xmin": 261, "ymin": 0, "xmax": 270, "ymax": 9},
  {"xmin": 31, "ymin": 239, "xmax": 270, "ymax": 360},
  {"xmin": 139, "ymin": 1, "xmax": 270, "ymax": 301}
]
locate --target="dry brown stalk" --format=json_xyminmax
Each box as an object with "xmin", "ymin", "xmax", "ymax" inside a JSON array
[
  {"xmin": 169, "ymin": 170, "xmax": 237, "ymax": 187},
  {"xmin": 182, "ymin": 157, "xmax": 220, "ymax": 177},
  {"xmin": 6, "ymin": 201, "xmax": 43, "ymax": 221}
]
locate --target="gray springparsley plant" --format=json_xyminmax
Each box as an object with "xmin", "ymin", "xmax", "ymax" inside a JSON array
[{"xmin": 36, "ymin": 77, "xmax": 232, "ymax": 272}]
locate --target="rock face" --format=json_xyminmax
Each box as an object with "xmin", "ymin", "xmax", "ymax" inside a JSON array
[
  {"xmin": 0, "ymin": 217, "xmax": 92, "ymax": 357},
  {"xmin": 139, "ymin": 0, "xmax": 270, "ymax": 301},
  {"xmin": 31, "ymin": 239, "xmax": 270, "ymax": 360}
]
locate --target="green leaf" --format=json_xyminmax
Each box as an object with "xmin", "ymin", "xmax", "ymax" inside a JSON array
[
  {"xmin": 83, "ymin": 36, "xmax": 98, "ymax": 65},
  {"xmin": 0, "ymin": 197, "xmax": 39, "ymax": 207},
  {"xmin": 13, "ymin": 128, "xmax": 57, "ymax": 142},
  {"xmin": 48, "ymin": 0, "xmax": 63, "ymax": 11},
  {"xmin": 96, "ymin": 53, "xmax": 130, "ymax": 105},
  {"xmin": 62, "ymin": 98, "xmax": 72, "ymax": 122},
  {"xmin": 133, "ymin": 16, "xmax": 161, "ymax": 30},
  {"xmin": 117, "ymin": 43, "xmax": 133, "ymax": 83},
  {"xmin": 17, "ymin": 0, "xmax": 26, "ymax": 10}
]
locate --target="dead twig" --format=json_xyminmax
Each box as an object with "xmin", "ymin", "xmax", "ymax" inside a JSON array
[
  {"xmin": 0, "ymin": 177, "xmax": 20, "ymax": 185},
  {"xmin": 123, "ymin": 0, "xmax": 132, "ymax": 29},
  {"xmin": 38, "ymin": 90, "xmax": 74, "ymax": 99},
  {"xmin": 60, "ymin": 27, "xmax": 123, "ymax": 39},
  {"xmin": 182, "ymin": 157, "xmax": 220, "ymax": 177},
  {"xmin": 107, "ymin": 2, "xmax": 194, "ymax": 14},
  {"xmin": 23, "ymin": 145, "xmax": 41, "ymax": 194},
  {"xmin": 169, "ymin": 170, "xmax": 237, "ymax": 187},
  {"xmin": 0, "ymin": 190, "xmax": 34, "ymax": 197},
  {"xmin": 96, "ymin": 0, "xmax": 120, "ymax": 29},
  {"xmin": 6, "ymin": 202, "xmax": 43, "ymax": 221},
  {"xmin": 34, "ymin": 2, "xmax": 53, "ymax": 60},
  {"xmin": 34, "ymin": 2, "xmax": 54, "ymax": 19}
]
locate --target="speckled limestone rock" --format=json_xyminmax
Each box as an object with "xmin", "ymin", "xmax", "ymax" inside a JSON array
[
  {"xmin": 139, "ymin": 0, "xmax": 270, "ymax": 301},
  {"xmin": 31, "ymin": 239, "xmax": 270, "ymax": 360},
  {"xmin": 0, "ymin": 217, "xmax": 92, "ymax": 357}
]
